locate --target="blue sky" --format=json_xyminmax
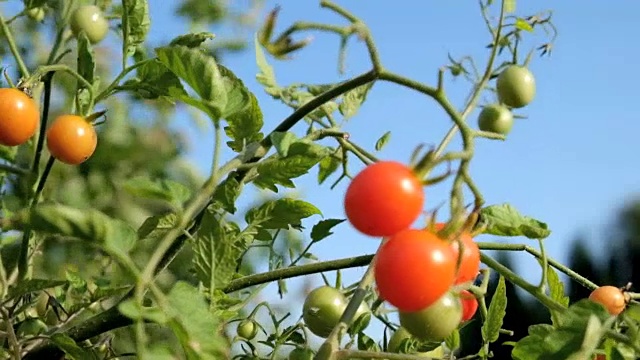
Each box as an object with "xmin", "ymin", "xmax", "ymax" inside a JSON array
[{"xmin": 4, "ymin": 0, "xmax": 640, "ymax": 347}]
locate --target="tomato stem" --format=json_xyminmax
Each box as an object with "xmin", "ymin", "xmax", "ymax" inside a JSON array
[{"xmin": 0, "ymin": 13, "xmax": 30, "ymax": 78}]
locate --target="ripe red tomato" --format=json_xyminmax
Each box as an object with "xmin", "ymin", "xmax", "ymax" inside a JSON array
[
  {"xmin": 0, "ymin": 88, "xmax": 40, "ymax": 146},
  {"xmin": 435, "ymin": 223, "xmax": 480, "ymax": 284},
  {"xmin": 459, "ymin": 290, "xmax": 478, "ymax": 321},
  {"xmin": 589, "ymin": 286, "xmax": 626, "ymax": 316},
  {"xmin": 344, "ymin": 161, "xmax": 424, "ymax": 237},
  {"xmin": 374, "ymin": 229, "xmax": 456, "ymax": 312},
  {"xmin": 46, "ymin": 115, "xmax": 97, "ymax": 165}
]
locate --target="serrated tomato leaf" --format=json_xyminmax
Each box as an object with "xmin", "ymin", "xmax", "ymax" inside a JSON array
[
  {"xmin": 169, "ymin": 32, "xmax": 215, "ymax": 48},
  {"xmin": 245, "ymin": 198, "xmax": 321, "ymax": 230},
  {"xmin": 311, "ymin": 219, "xmax": 345, "ymax": 242},
  {"xmin": 482, "ymin": 275, "xmax": 507, "ymax": 343},
  {"xmin": 478, "ymin": 203, "xmax": 551, "ymax": 239}
]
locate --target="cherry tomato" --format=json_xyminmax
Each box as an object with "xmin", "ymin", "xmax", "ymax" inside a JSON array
[
  {"xmin": 387, "ymin": 326, "xmax": 444, "ymax": 356},
  {"xmin": 26, "ymin": 7, "xmax": 46, "ymax": 22},
  {"xmin": 344, "ymin": 161, "xmax": 424, "ymax": 237},
  {"xmin": 374, "ymin": 229, "xmax": 456, "ymax": 312},
  {"xmin": 0, "ymin": 88, "xmax": 39, "ymax": 147},
  {"xmin": 460, "ymin": 290, "xmax": 478, "ymax": 321},
  {"xmin": 46, "ymin": 114, "xmax": 97, "ymax": 165},
  {"xmin": 70, "ymin": 5, "xmax": 109, "ymax": 44},
  {"xmin": 589, "ymin": 286, "xmax": 626, "ymax": 316},
  {"xmin": 399, "ymin": 291, "xmax": 462, "ymax": 342},
  {"xmin": 302, "ymin": 286, "xmax": 346, "ymax": 338},
  {"xmin": 435, "ymin": 223, "xmax": 480, "ymax": 284},
  {"xmin": 288, "ymin": 347, "xmax": 314, "ymax": 360},
  {"xmin": 478, "ymin": 104, "xmax": 514, "ymax": 135},
  {"xmin": 236, "ymin": 319, "xmax": 258, "ymax": 340},
  {"xmin": 496, "ymin": 65, "xmax": 536, "ymax": 108}
]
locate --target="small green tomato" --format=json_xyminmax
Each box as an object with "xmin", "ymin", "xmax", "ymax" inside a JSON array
[
  {"xmin": 236, "ymin": 319, "xmax": 258, "ymax": 340},
  {"xmin": 69, "ymin": 5, "xmax": 109, "ymax": 44}
]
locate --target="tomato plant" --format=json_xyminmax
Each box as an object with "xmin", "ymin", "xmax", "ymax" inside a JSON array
[
  {"xmin": 477, "ymin": 103, "xmax": 514, "ymax": 135},
  {"xmin": 496, "ymin": 65, "xmax": 537, "ymax": 109},
  {"xmin": 589, "ymin": 286, "xmax": 627, "ymax": 316},
  {"xmin": 302, "ymin": 285, "xmax": 370, "ymax": 338},
  {"xmin": 460, "ymin": 290, "xmax": 479, "ymax": 321},
  {"xmin": 374, "ymin": 229, "xmax": 456, "ymax": 312},
  {"xmin": 398, "ymin": 291, "xmax": 463, "ymax": 342},
  {"xmin": 0, "ymin": 88, "xmax": 39, "ymax": 147},
  {"xmin": 69, "ymin": 5, "xmax": 109, "ymax": 44},
  {"xmin": 46, "ymin": 114, "xmax": 98, "ymax": 165},
  {"xmin": 435, "ymin": 223, "xmax": 481, "ymax": 284},
  {"xmin": 344, "ymin": 161, "xmax": 424, "ymax": 237}
]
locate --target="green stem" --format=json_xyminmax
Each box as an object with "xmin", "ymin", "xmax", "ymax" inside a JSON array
[
  {"xmin": 0, "ymin": 14, "xmax": 29, "ymax": 78},
  {"xmin": 480, "ymin": 252, "xmax": 566, "ymax": 313},
  {"xmin": 477, "ymin": 242, "xmax": 598, "ymax": 290},
  {"xmin": 31, "ymin": 72, "xmax": 54, "ymax": 178},
  {"xmin": 0, "ymin": 163, "xmax": 29, "ymax": 176},
  {"xmin": 94, "ymin": 59, "xmax": 155, "ymax": 103}
]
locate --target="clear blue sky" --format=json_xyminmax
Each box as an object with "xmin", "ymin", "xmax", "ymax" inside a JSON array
[{"xmin": 4, "ymin": 0, "xmax": 640, "ymax": 346}]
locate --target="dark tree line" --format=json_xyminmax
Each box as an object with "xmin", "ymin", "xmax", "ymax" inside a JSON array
[{"xmin": 459, "ymin": 198, "xmax": 640, "ymax": 358}]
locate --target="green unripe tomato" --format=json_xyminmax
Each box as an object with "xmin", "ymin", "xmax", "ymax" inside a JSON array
[
  {"xmin": 236, "ymin": 319, "xmax": 258, "ymax": 340},
  {"xmin": 26, "ymin": 7, "xmax": 46, "ymax": 22},
  {"xmin": 399, "ymin": 292, "xmax": 462, "ymax": 342},
  {"xmin": 496, "ymin": 65, "xmax": 536, "ymax": 108},
  {"xmin": 478, "ymin": 104, "xmax": 514, "ymax": 135},
  {"xmin": 303, "ymin": 286, "xmax": 347, "ymax": 338},
  {"xmin": 288, "ymin": 347, "xmax": 314, "ymax": 360},
  {"xmin": 69, "ymin": 5, "xmax": 109, "ymax": 44},
  {"xmin": 35, "ymin": 292, "xmax": 49, "ymax": 319},
  {"xmin": 17, "ymin": 318, "xmax": 48, "ymax": 338}
]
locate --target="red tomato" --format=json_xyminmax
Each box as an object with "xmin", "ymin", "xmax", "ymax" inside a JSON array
[
  {"xmin": 344, "ymin": 161, "xmax": 424, "ymax": 237},
  {"xmin": 460, "ymin": 290, "xmax": 478, "ymax": 321},
  {"xmin": 374, "ymin": 229, "xmax": 456, "ymax": 312},
  {"xmin": 435, "ymin": 223, "xmax": 480, "ymax": 284}
]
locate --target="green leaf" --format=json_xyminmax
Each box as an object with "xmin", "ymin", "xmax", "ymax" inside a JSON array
[
  {"xmin": 255, "ymin": 36, "xmax": 281, "ymax": 97},
  {"xmin": 7, "ymin": 279, "xmax": 67, "ymax": 299},
  {"xmin": 49, "ymin": 333, "xmax": 95, "ymax": 360},
  {"xmin": 137, "ymin": 213, "xmax": 178, "ymax": 241},
  {"xmin": 122, "ymin": 59, "xmax": 187, "ymax": 100},
  {"xmin": 224, "ymin": 91, "xmax": 264, "ymax": 152},
  {"xmin": 218, "ymin": 64, "xmax": 254, "ymax": 119},
  {"xmin": 76, "ymin": 32, "xmax": 95, "ymax": 116},
  {"xmin": 270, "ymin": 131, "xmax": 299, "ymax": 157},
  {"xmin": 445, "ymin": 329, "xmax": 461, "ymax": 352},
  {"xmin": 253, "ymin": 142, "xmax": 330, "ymax": 192},
  {"xmin": 118, "ymin": 299, "xmax": 168, "ymax": 324},
  {"xmin": 192, "ymin": 208, "xmax": 245, "ymax": 291},
  {"xmin": 546, "ymin": 264, "xmax": 570, "ymax": 326},
  {"xmin": 339, "ymin": 83, "xmax": 373, "ymax": 120},
  {"xmin": 375, "ymin": 131, "xmax": 391, "ymax": 151},
  {"xmin": 122, "ymin": 0, "xmax": 150, "ymax": 59},
  {"xmin": 478, "ymin": 203, "xmax": 551, "ymax": 239},
  {"xmin": 317, "ymin": 154, "xmax": 341, "ymax": 184},
  {"xmin": 211, "ymin": 176, "xmax": 241, "ymax": 214},
  {"xmin": 123, "ymin": 177, "xmax": 191, "ymax": 208},
  {"xmin": 515, "ymin": 18, "xmax": 534, "ymax": 32},
  {"xmin": 166, "ymin": 281, "xmax": 228, "ymax": 359},
  {"xmin": 482, "ymin": 275, "xmax": 507, "ymax": 343},
  {"xmin": 169, "ymin": 32, "xmax": 215, "ymax": 48},
  {"xmin": 310, "ymin": 219, "xmax": 345, "ymax": 242},
  {"xmin": 10, "ymin": 204, "xmax": 137, "ymax": 257},
  {"xmin": 245, "ymin": 198, "xmax": 322, "ymax": 230},
  {"xmin": 156, "ymin": 45, "xmax": 228, "ymax": 121}
]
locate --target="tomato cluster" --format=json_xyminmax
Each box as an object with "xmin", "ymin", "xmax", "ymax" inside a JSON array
[
  {"xmin": 477, "ymin": 65, "xmax": 537, "ymax": 136},
  {"xmin": 343, "ymin": 161, "xmax": 482, "ymax": 343}
]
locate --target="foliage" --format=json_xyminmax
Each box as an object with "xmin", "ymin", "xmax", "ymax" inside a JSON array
[{"xmin": 0, "ymin": 0, "xmax": 635, "ymax": 359}]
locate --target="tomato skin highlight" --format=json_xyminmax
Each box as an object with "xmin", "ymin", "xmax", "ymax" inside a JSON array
[
  {"xmin": 435, "ymin": 223, "xmax": 481, "ymax": 284},
  {"xmin": 374, "ymin": 229, "xmax": 456, "ymax": 312},
  {"xmin": 589, "ymin": 285, "xmax": 626, "ymax": 316},
  {"xmin": 460, "ymin": 290, "xmax": 479, "ymax": 321},
  {"xmin": 0, "ymin": 88, "xmax": 40, "ymax": 147},
  {"xmin": 344, "ymin": 161, "xmax": 424, "ymax": 237},
  {"xmin": 46, "ymin": 115, "xmax": 98, "ymax": 165}
]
